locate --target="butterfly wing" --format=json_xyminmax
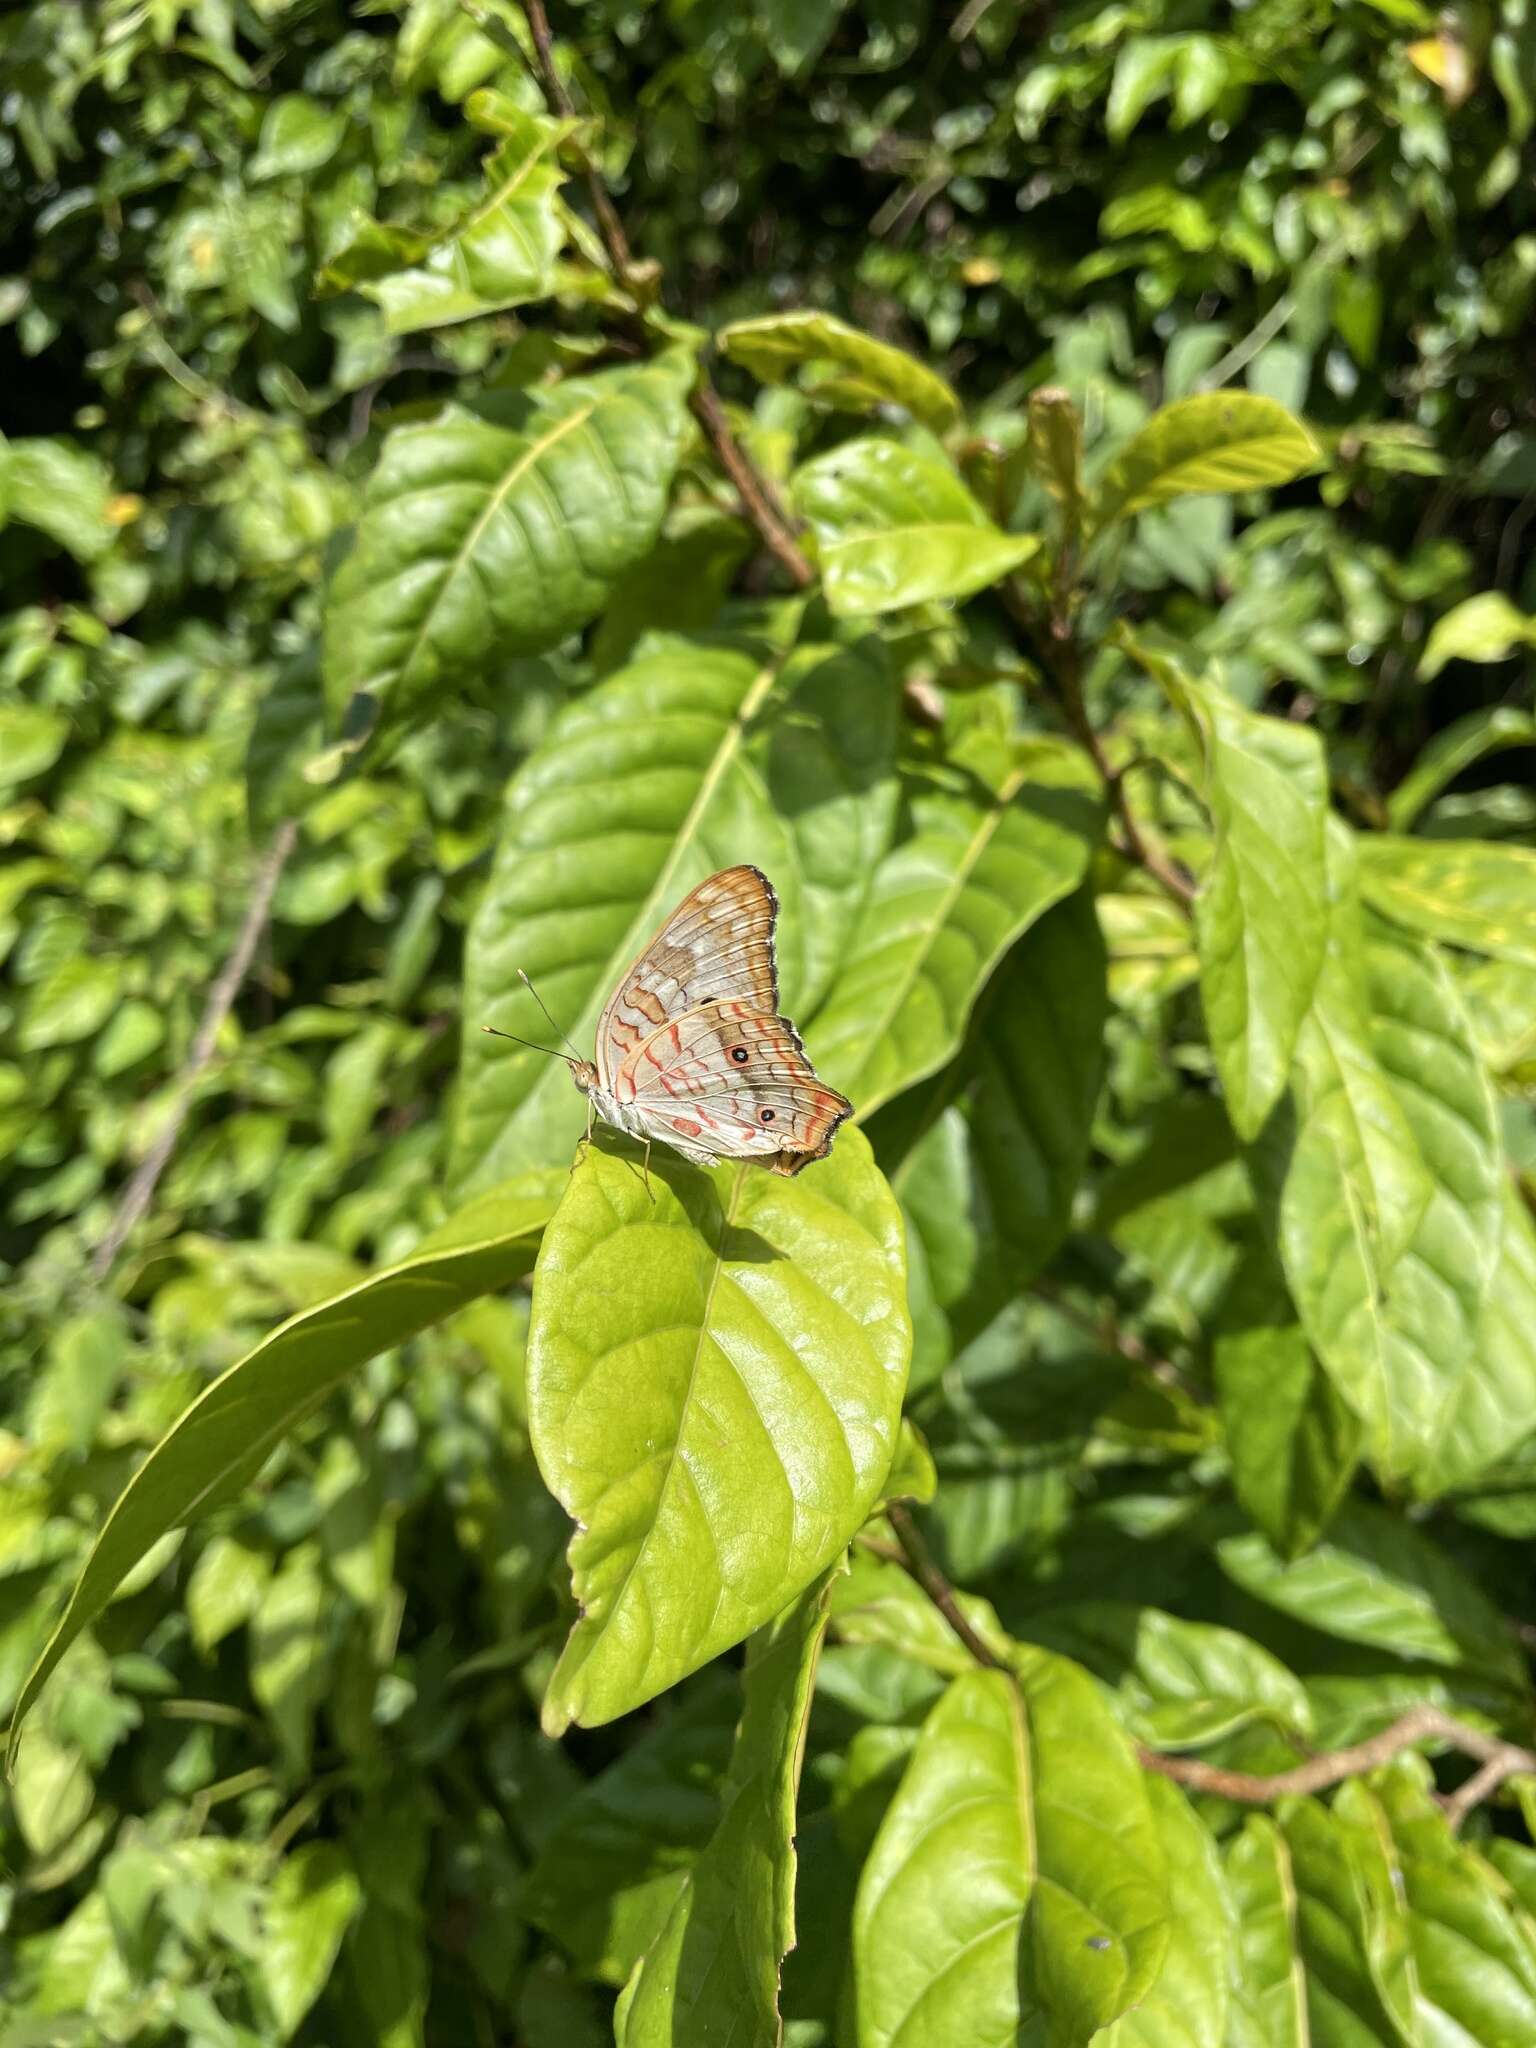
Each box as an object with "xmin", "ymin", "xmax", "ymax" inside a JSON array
[
  {"xmin": 616, "ymin": 1002, "xmax": 852, "ymax": 1176},
  {"xmin": 594, "ymin": 865, "xmax": 779, "ymax": 1090}
]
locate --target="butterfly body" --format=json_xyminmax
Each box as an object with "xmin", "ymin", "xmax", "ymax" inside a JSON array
[{"xmin": 559, "ymin": 866, "xmax": 851, "ymax": 1176}]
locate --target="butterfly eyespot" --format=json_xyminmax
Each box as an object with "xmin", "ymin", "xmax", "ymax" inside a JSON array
[
  {"xmin": 759, "ymin": 1108, "xmax": 775, "ymax": 1123},
  {"xmin": 731, "ymin": 1046, "xmax": 749, "ymax": 1063}
]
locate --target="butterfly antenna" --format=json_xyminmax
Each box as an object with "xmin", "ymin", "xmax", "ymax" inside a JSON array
[
  {"xmin": 517, "ymin": 968, "xmax": 584, "ymax": 1062},
  {"xmin": 480, "ymin": 1024, "xmax": 570, "ymax": 1063}
]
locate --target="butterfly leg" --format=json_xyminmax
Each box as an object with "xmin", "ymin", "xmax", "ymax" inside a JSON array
[
  {"xmin": 571, "ymin": 1098, "xmax": 595, "ymax": 1173},
  {"xmin": 641, "ymin": 1135, "xmax": 654, "ymax": 1203}
]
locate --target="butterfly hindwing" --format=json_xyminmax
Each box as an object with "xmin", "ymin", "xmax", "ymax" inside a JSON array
[{"xmin": 594, "ymin": 865, "xmax": 778, "ymax": 1091}]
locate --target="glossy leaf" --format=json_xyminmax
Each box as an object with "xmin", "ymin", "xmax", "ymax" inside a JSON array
[
  {"xmin": 719, "ymin": 311, "xmax": 960, "ymax": 431},
  {"xmin": 1093, "ymin": 1776, "xmax": 1231, "ymax": 2048},
  {"xmin": 1217, "ymin": 1500, "xmax": 1524, "ymax": 1684},
  {"xmin": 1280, "ymin": 1790, "xmax": 1420, "ymax": 2047},
  {"xmin": 1420, "ymin": 1185, "xmax": 1536, "ymax": 1497},
  {"xmin": 615, "ymin": 1568, "xmax": 835, "ymax": 2048},
  {"xmin": 792, "ymin": 437, "xmax": 1039, "ymax": 615},
  {"xmin": 1177, "ymin": 672, "xmax": 1329, "ymax": 1138},
  {"xmin": 1225, "ymin": 1816, "xmax": 1306, "ymax": 2048},
  {"xmin": 7, "ymin": 1176, "xmax": 561, "ymax": 1759},
  {"xmin": 1357, "ymin": 835, "xmax": 1536, "ymax": 967},
  {"xmin": 454, "ymin": 630, "xmax": 901, "ymax": 1188},
  {"xmin": 322, "ymin": 349, "xmax": 693, "ymax": 748},
  {"xmin": 1419, "ymin": 590, "xmax": 1536, "ymax": 679},
  {"xmin": 1090, "ymin": 393, "xmax": 1320, "ymax": 535},
  {"xmin": 808, "ymin": 730, "xmax": 1102, "ymax": 1118},
  {"xmin": 528, "ymin": 1131, "xmax": 909, "ymax": 1732}
]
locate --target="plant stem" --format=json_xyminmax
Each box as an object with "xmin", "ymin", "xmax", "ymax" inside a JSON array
[
  {"xmin": 91, "ymin": 821, "xmax": 297, "ymax": 1279},
  {"xmin": 515, "ymin": 0, "xmax": 813, "ymax": 587},
  {"xmin": 884, "ymin": 1503, "xmax": 1007, "ymax": 1672}
]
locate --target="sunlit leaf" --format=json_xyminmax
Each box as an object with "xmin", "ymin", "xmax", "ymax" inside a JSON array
[
  {"xmin": 719, "ymin": 311, "xmax": 960, "ymax": 431},
  {"xmin": 1091, "ymin": 394, "xmax": 1320, "ymax": 535}
]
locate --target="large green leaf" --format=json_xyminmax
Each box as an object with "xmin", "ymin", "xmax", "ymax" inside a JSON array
[
  {"xmin": 322, "ymin": 349, "xmax": 693, "ymax": 749},
  {"xmin": 1178, "ymin": 675, "xmax": 1329, "ymax": 1138},
  {"xmin": 807, "ymin": 730, "xmax": 1102, "ymax": 1119},
  {"xmin": 853, "ymin": 1653, "xmax": 1169, "ymax": 2047},
  {"xmin": 1375, "ymin": 1755, "xmax": 1536, "ymax": 2047},
  {"xmin": 528, "ymin": 1131, "xmax": 909, "ymax": 1732},
  {"xmin": 1216, "ymin": 1501, "xmax": 1524, "ymax": 1685},
  {"xmin": 1225, "ymin": 1816, "xmax": 1306, "ymax": 2048},
  {"xmin": 354, "ymin": 103, "xmax": 572, "ymax": 334},
  {"xmin": 852, "ymin": 1667, "xmax": 1033, "ymax": 2048},
  {"xmin": 792, "ymin": 438, "xmax": 1039, "ymax": 615},
  {"xmin": 1213, "ymin": 1246, "xmax": 1360, "ymax": 1558},
  {"xmin": 718, "ymin": 311, "xmax": 961, "ymax": 431},
  {"xmin": 1419, "ymin": 1184, "xmax": 1536, "ymax": 1496},
  {"xmin": 525, "ymin": 1672, "xmax": 738, "ymax": 1984},
  {"xmin": 1279, "ymin": 1788, "xmax": 1422, "ymax": 2046},
  {"xmin": 1356, "ymin": 835, "xmax": 1536, "ymax": 967},
  {"xmin": 882, "ymin": 887, "xmax": 1107, "ymax": 1351},
  {"xmin": 1090, "ymin": 393, "xmax": 1320, "ymax": 535},
  {"xmin": 615, "ymin": 1568, "xmax": 835, "ymax": 2048},
  {"xmin": 453, "ymin": 629, "xmax": 901, "ymax": 1188},
  {"xmin": 6, "ymin": 1176, "xmax": 561, "ymax": 1760},
  {"xmin": 1093, "ymin": 1777, "xmax": 1231, "ymax": 2048},
  {"xmin": 1249, "ymin": 829, "xmax": 1503, "ymax": 1483}
]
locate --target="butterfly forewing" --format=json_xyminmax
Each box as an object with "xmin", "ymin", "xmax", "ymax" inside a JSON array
[
  {"xmin": 591, "ymin": 866, "xmax": 851, "ymax": 1175},
  {"xmin": 593, "ymin": 865, "xmax": 778, "ymax": 1090}
]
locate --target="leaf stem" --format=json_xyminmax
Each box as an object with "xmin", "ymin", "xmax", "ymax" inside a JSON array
[
  {"xmin": 884, "ymin": 1503, "xmax": 1007, "ymax": 1673},
  {"xmin": 515, "ymin": 0, "xmax": 813, "ymax": 587}
]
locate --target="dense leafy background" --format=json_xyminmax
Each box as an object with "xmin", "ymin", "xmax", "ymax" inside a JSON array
[{"xmin": 3, "ymin": 0, "xmax": 1536, "ymax": 2042}]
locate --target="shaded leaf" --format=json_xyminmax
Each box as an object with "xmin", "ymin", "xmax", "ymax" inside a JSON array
[
  {"xmin": 1225, "ymin": 1815, "xmax": 1306, "ymax": 2048},
  {"xmin": 529, "ymin": 1131, "xmax": 909, "ymax": 1731},
  {"xmin": 263, "ymin": 1842, "xmax": 362, "ymax": 2039},
  {"xmin": 1385, "ymin": 704, "xmax": 1536, "ymax": 828}
]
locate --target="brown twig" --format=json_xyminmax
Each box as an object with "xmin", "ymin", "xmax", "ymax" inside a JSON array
[
  {"xmin": 1140, "ymin": 1707, "xmax": 1536, "ymax": 1830},
  {"xmin": 885, "ymin": 1503, "xmax": 1007, "ymax": 1672},
  {"xmin": 90, "ymin": 822, "xmax": 298, "ymax": 1280},
  {"xmin": 518, "ymin": 0, "xmax": 812, "ymax": 587}
]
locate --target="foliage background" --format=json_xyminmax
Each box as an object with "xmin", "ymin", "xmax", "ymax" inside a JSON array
[{"xmin": 3, "ymin": 0, "xmax": 1536, "ymax": 2042}]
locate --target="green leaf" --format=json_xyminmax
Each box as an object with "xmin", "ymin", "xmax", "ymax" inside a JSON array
[
  {"xmin": 7, "ymin": 1176, "xmax": 560, "ymax": 1760},
  {"xmin": 883, "ymin": 886, "xmax": 1108, "ymax": 1344},
  {"xmin": 1093, "ymin": 1777, "xmax": 1231, "ymax": 2048},
  {"xmin": 1225, "ymin": 1816, "xmax": 1306, "ymax": 2048},
  {"xmin": 1217, "ymin": 1501, "xmax": 1524, "ymax": 1685},
  {"xmin": 1214, "ymin": 1247, "xmax": 1361, "ymax": 1558},
  {"xmin": 455, "ymin": 629, "xmax": 899, "ymax": 1188},
  {"xmin": 262, "ymin": 1842, "xmax": 362, "ymax": 2039},
  {"xmin": 1357, "ymin": 835, "xmax": 1536, "ymax": 967},
  {"xmin": 1174, "ymin": 671, "xmax": 1329, "ymax": 1139},
  {"xmin": 1090, "ymin": 394, "xmax": 1320, "ymax": 536},
  {"xmin": 853, "ymin": 1656, "xmax": 1169, "ymax": 2048},
  {"xmin": 250, "ymin": 93, "xmax": 349, "ymax": 180},
  {"xmin": 526, "ymin": 1673, "xmax": 738, "ymax": 1984},
  {"xmin": 5, "ymin": 436, "xmax": 123, "ymax": 561},
  {"xmin": 12, "ymin": 1728, "xmax": 93, "ymax": 1858},
  {"xmin": 718, "ymin": 312, "xmax": 960, "ymax": 432},
  {"xmin": 1280, "ymin": 1790, "xmax": 1419, "ymax": 2047},
  {"xmin": 852, "ymin": 1668, "xmax": 1034, "ymax": 2048},
  {"xmin": 1027, "ymin": 1602, "xmax": 1312, "ymax": 1749},
  {"xmin": 1419, "ymin": 591, "xmax": 1536, "ymax": 680},
  {"xmin": 808, "ymin": 731, "xmax": 1102, "ymax": 1119},
  {"xmin": 792, "ymin": 438, "xmax": 1039, "ymax": 615},
  {"xmin": 358, "ymin": 107, "xmax": 571, "ymax": 334},
  {"xmin": 1385, "ymin": 705, "xmax": 1536, "ymax": 828},
  {"xmin": 0, "ymin": 704, "xmax": 70, "ymax": 788},
  {"xmin": 1417, "ymin": 1183, "xmax": 1536, "ymax": 1497},
  {"xmin": 250, "ymin": 1543, "xmax": 329, "ymax": 1774},
  {"xmin": 322, "ymin": 350, "xmax": 694, "ymax": 750},
  {"xmin": 615, "ymin": 1568, "xmax": 836, "ymax": 2048},
  {"xmin": 1027, "ymin": 385, "xmax": 1086, "ymax": 534},
  {"xmin": 185, "ymin": 1534, "xmax": 274, "ymax": 1657},
  {"xmin": 529, "ymin": 1130, "xmax": 909, "ymax": 1732},
  {"xmin": 1375, "ymin": 1755, "xmax": 1536, "ymax": 2046},
  {"xmin": 1249, "ymin": 830, "xmax": 1504, "ymax": 1484},
  {"xmin": 19, "ymin": 956, "xmax": 125, "ymax": 1051}
]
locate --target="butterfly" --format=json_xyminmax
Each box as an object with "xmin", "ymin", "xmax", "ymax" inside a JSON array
[{"xmin": 485, "ymin": 866, "xmax": 852, "ymax": 1178}]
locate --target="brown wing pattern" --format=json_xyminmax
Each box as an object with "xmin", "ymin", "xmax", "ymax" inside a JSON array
[
  {"xmin": 593, "ymin": 865, "xmax": 778, "ymax": 1090},
  {"xmin": 616, "ymin": 1000, "xmax": 853, "ymax": 1177}
]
